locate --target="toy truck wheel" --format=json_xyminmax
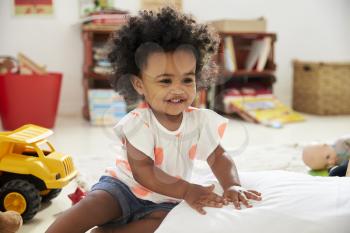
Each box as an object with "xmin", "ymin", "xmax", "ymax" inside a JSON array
[
  {"xmin": 0, "ymin": 179, "xmax": 41, "ymax": 221},
  {"xmin": 41, "ymin": 189, "xmax": 62, "ymax": 202}
]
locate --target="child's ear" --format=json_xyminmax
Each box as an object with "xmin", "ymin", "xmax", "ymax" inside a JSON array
[{"xmin": 131, "ymin": 75, "xmax": 144, "ymax": 95}]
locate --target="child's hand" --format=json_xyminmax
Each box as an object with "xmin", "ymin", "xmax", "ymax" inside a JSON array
[
  {"xmin": 184, "ymin": 183, "xmax": 227, "ymax": 215},
  {"xmin": 223, "ymin": 186, "xmax": 262, "ymax": 209}
]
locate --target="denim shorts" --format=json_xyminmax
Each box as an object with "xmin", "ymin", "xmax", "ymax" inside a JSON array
[{"xmin": 90, "ymin": 176, "xmax": 178, "ymax": 226}]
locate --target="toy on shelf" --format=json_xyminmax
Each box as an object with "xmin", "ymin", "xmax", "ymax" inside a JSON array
[
  {"xmin": 302, "ymin": 135, "xmax": 350, "ymax": 177},
  {"xmin": 0, "ymin": 124, "xmax": 78, "ymax": 221},
  {"xmin": 0, "ymin": 210, "xmax": 22, "ymax": 233}
]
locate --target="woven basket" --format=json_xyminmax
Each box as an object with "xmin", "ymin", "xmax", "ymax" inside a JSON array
[{"xmin": 292, "ymin": 60, "xmax": 350, "ymax": 115}]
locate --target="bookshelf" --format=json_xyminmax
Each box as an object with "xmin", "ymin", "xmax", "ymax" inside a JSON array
[
  {"xmin": 82, "ymin": 25, "xmax": 125, "ymax": 120},
  {"xmin": 81, "ymin": 27, "xmax": 276, "ymax": 119},
  {"xmin": 208, "ymin": 32, "xmax": 277, "ymax": 113}
]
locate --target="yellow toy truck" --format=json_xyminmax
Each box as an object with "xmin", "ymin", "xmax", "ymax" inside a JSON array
[{"xmin": 0, "ymin": 124, "xmax": 77, "ymax": 221}]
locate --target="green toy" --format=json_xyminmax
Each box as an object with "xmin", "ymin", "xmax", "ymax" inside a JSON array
[{"xmin": 308, "ymin": 169, "xmax": 329, "ymax": 177}]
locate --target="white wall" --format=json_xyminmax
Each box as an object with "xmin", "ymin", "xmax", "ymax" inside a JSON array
[
  {"xmin": 1, "ymin": 0, "xmax": 349, "ymax": 115},
  {"xmin": 0, "ymin": 0, "xmax": 82, "ymax": 116}
]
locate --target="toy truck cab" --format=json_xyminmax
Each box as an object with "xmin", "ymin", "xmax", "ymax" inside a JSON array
[{"xmin": 0, "ymin": 124, "xmax": 77, "ymax": 221}]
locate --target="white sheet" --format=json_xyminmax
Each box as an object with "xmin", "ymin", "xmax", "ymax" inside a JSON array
[{"xmin": 156, "ymin": 170, "xmax": 350, "ymax": 233}]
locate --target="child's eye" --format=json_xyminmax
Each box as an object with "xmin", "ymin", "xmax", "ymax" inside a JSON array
[
  {"xmin": 183, "ymin": 78, "xmax": 194, "ymax": 84},
  {"xmin": 159, "ymin": 79, "xmax": 171, "ymax": 84}
]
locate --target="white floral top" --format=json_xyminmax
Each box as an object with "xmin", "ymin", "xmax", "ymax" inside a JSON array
[
  {"xmin": 105, "ymin": 105, "xmax": 228, "ymax": 203},
  {"xmin": 333, "ymin": 135, "xmax": 350, "ymax": 164}
]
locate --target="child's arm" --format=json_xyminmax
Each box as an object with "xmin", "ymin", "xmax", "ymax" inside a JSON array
[
  {"xmin": 126, "ymin": 139, "xmax": 226, "ymax": 214},
  {"xmin": 207, "ymin": 145, "xmax": 262, "ymax": 209}
]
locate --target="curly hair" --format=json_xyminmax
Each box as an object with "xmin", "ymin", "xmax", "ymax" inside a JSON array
[{"xmin": 108, "ymin": 7, "xmax": 219, "ymax": 104}]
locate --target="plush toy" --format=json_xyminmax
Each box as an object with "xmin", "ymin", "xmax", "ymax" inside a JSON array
[
  {"xmin": 0, "ymin": 211, "xmax": 23, "ymax": 233},
  {"xmin": 302, "ymin": 135, "xmax": 350, "ymax": 176}
]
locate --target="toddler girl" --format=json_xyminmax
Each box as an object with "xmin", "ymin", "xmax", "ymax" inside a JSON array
[{"xmin": 46, "ymin": 7, "xmax": 261, "ymax": 233}]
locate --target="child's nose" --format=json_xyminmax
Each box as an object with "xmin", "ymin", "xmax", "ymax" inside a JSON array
[{"xmin": 169, "ymin": 86, "xmax": 185, "ymax": 95}]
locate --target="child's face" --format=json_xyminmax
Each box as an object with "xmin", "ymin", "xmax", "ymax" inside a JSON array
[{"xmin": 133, "ymin": 49, "xmax": 197, "ymax": 116}]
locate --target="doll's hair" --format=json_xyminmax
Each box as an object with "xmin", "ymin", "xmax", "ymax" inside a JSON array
[{"xmin": 108, "ymin": 7, "xmax": 219, "ymax": 104}]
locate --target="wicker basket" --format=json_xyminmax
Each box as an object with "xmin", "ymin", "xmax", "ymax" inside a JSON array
[{"xmin": 292, "ymin": 60, "xmax": 350, "ymax": 115}]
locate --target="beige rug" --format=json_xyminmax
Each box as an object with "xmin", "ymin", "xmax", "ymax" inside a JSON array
[{"xmin": 73, "ymin": 143, "xmax": 308, "ymax": 190}]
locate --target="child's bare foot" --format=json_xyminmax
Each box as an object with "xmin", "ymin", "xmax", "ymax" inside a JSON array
[{"xmin": 0, "ymin": 211, "xmax": 23, "ymax": 233}]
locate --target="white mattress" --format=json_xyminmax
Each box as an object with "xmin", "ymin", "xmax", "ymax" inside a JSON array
[{"xmin": 156, "ymin": 170, "xmax": 350, "ymax": 233}]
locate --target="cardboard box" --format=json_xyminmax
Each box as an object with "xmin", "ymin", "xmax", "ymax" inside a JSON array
[{"xmin": 208, "ymin": 18, "xmax": 267, "ymax": 33}]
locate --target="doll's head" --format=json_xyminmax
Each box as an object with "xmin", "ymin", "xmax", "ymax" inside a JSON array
[
  {"xmin": 302, "ymin": 144, "xmax": 337, "ymax": 170},
  {"xmin": 109, "ymin": 7, "xmax": 219, "ymax": 115}
]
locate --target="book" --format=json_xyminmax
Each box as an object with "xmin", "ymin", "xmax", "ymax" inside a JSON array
[
  {"xmin": 209, "ymin": 18, "xmax": 267, "ymax": 33},
  {"xmin": 140, "ymin": 0, "xmax": 183, "ymax": 12},
  {"xmin": 82, "ymin": 23, "xmax": 123, "ymax": 31},
  {"xmin": 256, "ymin": 37, "xmax": 271, "ymax": 71},
  {"xmin": 223, "ymin": 89, "xmax": 305, "ymax": 127},
  {"xmin": 223, "ymin": 36, "xmax": 237, "ymax": 72},
  {"xmin": 245, "ymin": 39, "xmax": 265, "ymax": 70},
  {"xmin": 207, "ymin": 83, "xmax": 216, "ymax": 110}
]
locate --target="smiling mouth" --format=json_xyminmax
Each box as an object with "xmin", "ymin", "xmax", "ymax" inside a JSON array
[{"xmin": 166, "ymin": 98, "xmax": 186, "ymax": 104}]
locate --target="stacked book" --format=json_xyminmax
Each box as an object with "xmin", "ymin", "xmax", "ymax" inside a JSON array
[
  {"xmin": 93, "ymin": 45, "xmax": 112, "ymax": 75},
  {"xmin": 81, "ymin": 9, "xmax": 128, "ymax": 31},
  {"xmin": 88, "ymin": 89, "xmax": 127, "ymax": 126}
]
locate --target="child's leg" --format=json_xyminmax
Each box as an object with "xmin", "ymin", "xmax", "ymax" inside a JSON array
[
  {"xmin": 91, "ymin": 210, "xmax": 169, "ymax": 233},
  {"xmin": 46, "ymin": 190, "xmax": 122, "ymax": 233}
]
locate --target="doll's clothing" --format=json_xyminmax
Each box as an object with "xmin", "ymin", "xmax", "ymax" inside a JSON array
[
  {"xmin": 328, "ymin": 159, "xmax": 349, "ymax": 177},
  {"xmin": 333, "ymin": 135, "xmax": 350, "ymax": 164},
  {"xmin": 105, "ymin": 106, "xmax": 228, "ymax": 204}
]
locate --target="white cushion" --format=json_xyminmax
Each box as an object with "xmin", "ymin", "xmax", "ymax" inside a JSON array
[{"xmin": 156, "ymin": 171, "xmax": 350, "ymax": 233}]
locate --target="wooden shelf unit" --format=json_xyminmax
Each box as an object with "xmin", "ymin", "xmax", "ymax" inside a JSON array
[
  {"xmin": 81, "ymin": 27, "xmax": 118, "ymax": 120},
  {"xmin": 208, "ymin": 31, "xmax": 277, "ymax": 112},
  {"xmin": 82, "ymin": 26, "xmax": 277, "ymax": 118}
]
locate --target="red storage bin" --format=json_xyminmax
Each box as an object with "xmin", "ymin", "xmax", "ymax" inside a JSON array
[{"xmin": 0, "ymin": 73, "xmax": 62, "ymax": 130}]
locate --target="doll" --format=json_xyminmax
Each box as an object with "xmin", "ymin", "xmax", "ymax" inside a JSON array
[
  {"xmin": 0, "ymin": 210, "xmax": 23, "ymax": 233},
  {"xmin": 302, "ymin": 135, "xmax": 350, "ymax": 176}
]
